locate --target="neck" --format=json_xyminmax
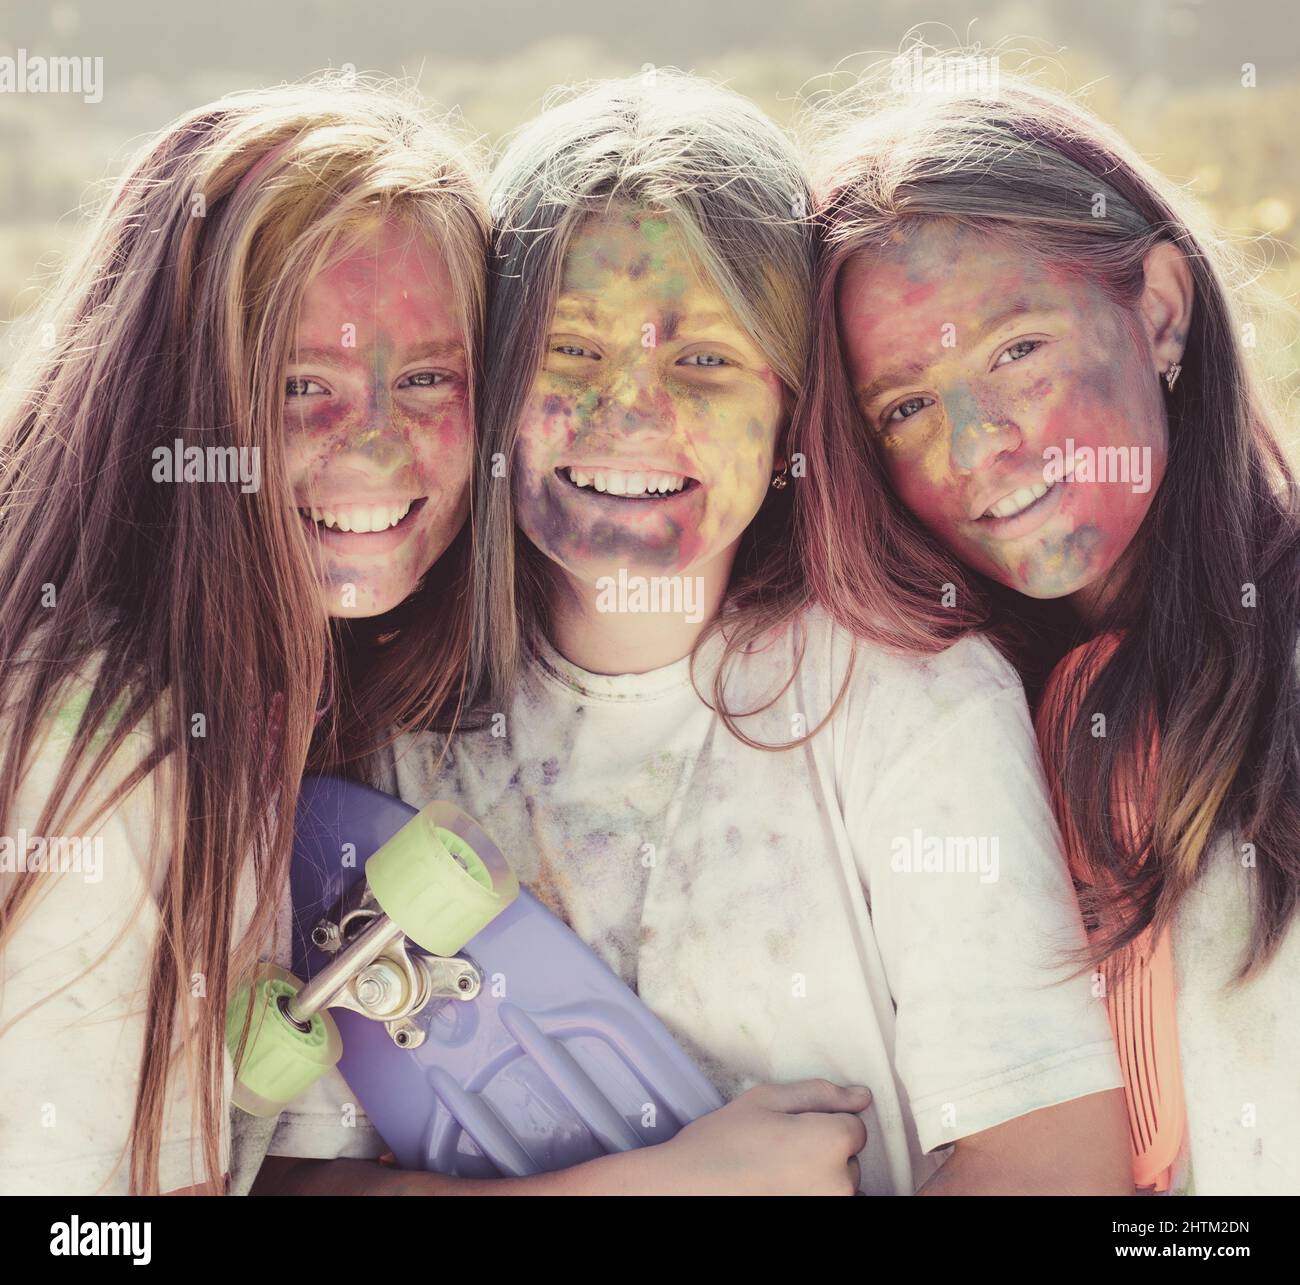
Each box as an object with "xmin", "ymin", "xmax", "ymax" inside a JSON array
[
  {"xmin": 1066, "ymin": 546, "xmax": 1137, "ymax": 632},
  {"xmin": 1067, "ymin": 580, "xmax": 1109, "ymax": 630},
  {"xmin": 546, "ymin": 546, "xmax": 738, "ymax": 675}
]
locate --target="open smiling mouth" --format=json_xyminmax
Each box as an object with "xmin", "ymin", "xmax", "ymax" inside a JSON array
[
  {"xmin": 975, "ymin": 469, "xmax": 1076, "ymax": 525},
  {"xmin": 556, "ymin": 466, "xmax": 701, "ymax": 500},
  {"xmin": 296, "ymin": 496, "xmax": 428, "ymax": 534}
]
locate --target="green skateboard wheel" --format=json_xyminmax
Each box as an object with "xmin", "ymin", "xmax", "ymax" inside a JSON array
[
  {"xmin": 365, "ymin": 802, "xmax": 519, "ymax": 956},
  {"xmin": 227, "ymin": 964, "xmax": 343, "ymax": 1116}
]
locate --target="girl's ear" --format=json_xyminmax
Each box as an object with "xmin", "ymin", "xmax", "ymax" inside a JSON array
[
  {"xmin": 773, "ymin": 385, "xmax": 794, "ymax": 471},
  {"xmin": 1138, "ymin": 241, "xmax": 1195, "ymax": 376}
]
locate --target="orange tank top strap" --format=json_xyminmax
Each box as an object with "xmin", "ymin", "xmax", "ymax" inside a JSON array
[{"xmin": 1036, "ymin": 632, "xmax": 1185, "ymax": 1192}]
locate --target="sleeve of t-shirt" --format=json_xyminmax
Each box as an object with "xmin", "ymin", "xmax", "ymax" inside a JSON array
[
  {"xmin": 263, "ymin": 1067, "xmax": 390, "ymax": 1163},
  {"xmin": 0, "ymin": 722, "xmax": 214, "ymax": 1195},
  {"xmin": 840, "ymin": 636, "xmax": 1123, "ymax": 1154}
]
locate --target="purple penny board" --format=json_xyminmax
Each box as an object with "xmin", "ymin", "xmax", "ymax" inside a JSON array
[{"xmin": 290, "ymin": 775, "xmax": 724, "ymax": 1178}]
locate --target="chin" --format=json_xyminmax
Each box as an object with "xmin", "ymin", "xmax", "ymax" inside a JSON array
[
  {"xmin": 1011, "ymin": 582, "xmax": 1086, "ymax": 601},
  {"xmin": 545, "ymin": 542, "xmax": 688, "ymax": 586},
  {"xmin": 321, "ymin": 583, "xmax": 418, "ymax": 621},
  {"xmin": 327, "ymin": 599, "xmax": 388, "ymax": 621},
  {"xmin": 995, "ymin": 567, "xmax": 1100, "ymax": 601}
]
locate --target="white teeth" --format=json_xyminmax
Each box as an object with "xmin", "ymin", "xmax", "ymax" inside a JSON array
[
  {"xmin": 985, "ymin": 479, "xmax": 1051, "ymax": 520},
  {"xmin": 567, "ymin": 467, "xmax": 687, "ymax": 496},
  {"xmin": 300, "ymin": 500, "xmax": 414, "ymax": 531}
]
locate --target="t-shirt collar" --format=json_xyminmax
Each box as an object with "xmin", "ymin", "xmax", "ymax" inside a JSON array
[{"xmin": 530, "ymin": 630, "xmax": 723, "ymax": 703}]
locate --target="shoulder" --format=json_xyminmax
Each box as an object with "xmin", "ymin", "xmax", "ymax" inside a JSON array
[
  {"xmin": 4, "ymin": 643, "xmax": 150, "ymax": 747},
  {"xmin": 51, "ymin": 661, "xmax": 153, "ymax": 743},
  {"xmin": 796, "ymin": 603, "xmax": 1025, "ymax": 716},
  {"xmin": 4, "ymin": 648, "xmax": 167, "ymax": 850}
]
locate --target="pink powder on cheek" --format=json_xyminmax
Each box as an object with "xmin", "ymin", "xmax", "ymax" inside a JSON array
[
  {"xmin": 427, "ymin": 403, "xmax": 473, "ymax": 453},
  {"xmin": 1013, "ymin": 374, "xmax": 1055, "ymax": 406},
  {"xmin": 409, "ymin": 406, "xmax": 473, "ymax": 492},
  {"xmin": 899, "ymin": 471, "xmax": 957, "ymax": 544},
  {"xmin": 530, "ymin": 393, "xmax": 583, "ymax": 457}
]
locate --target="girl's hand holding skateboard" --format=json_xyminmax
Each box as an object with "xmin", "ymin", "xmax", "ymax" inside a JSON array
[{"xmin": 568, "ymin": 1080, "xmax": 869, "ymax": 1196}]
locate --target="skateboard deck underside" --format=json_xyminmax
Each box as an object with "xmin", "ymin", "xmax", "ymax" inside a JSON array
[{"xmin": 290, "ymin": 775, "xmax": 723, "ymax": 1177}]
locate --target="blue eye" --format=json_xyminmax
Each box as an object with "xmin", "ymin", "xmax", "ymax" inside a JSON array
[
  {"xmin": 285, "ymin": 377, "xmax": 329, "ymax": 397},
  {"xmin": 994, "ymin": 339, "xmax": 1044, "ymax": 367},
  {"xmin": 882, "ymin": 395, "xmax": 934, "ymax": 428}
]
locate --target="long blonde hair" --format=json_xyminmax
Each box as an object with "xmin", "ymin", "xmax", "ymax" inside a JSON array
[{"xmin": 0, "ymin": 77, "xmax": 488, "ymax": 1192}]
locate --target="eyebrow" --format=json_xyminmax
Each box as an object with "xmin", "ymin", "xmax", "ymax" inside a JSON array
[
  {"xmin": 552, "ymin": 297, "xmax": 602, "ymax": 327},
  {"xmin": 287, "ymin": 340, "xmax": 465, "ymax": 368},
  {"xmin": 856, "ymin": 358, "xmax": 932, "ymax": 409},
  {"xmin": 974, "ymin": 301, "xmax": 1039, "ymax": 343},
  {"xmin": 554, "ymin": 295, "xmax": 736, "ymax": 336},
  {"xmin": 667, "ymin": 311, "xmax": 735, "ymax": 336}
]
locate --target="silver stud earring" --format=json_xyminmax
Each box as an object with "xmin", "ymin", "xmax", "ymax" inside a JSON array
[{"xmin": 1164, "ymin": 362, "xmax": 1182, "ymax": 393}]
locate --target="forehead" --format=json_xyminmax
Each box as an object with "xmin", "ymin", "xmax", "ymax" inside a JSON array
[
  {"xmin": 837, "ymin": 221, "xmax": 1098, "ymax": 362},
  {"xmin": 558, "ymin": 205, "xmax": 715, "ymax": 308},
  {"xmin": 295, "ymin": 219, "xmax": 459, "ymax": 346},
  {"xmin": 842, "ymin": 223, "xmax": 1044, "ymax": 314}
]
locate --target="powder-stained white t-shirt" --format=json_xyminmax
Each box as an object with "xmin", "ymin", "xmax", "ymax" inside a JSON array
[
  {"xmin": 0, "ymin": 676, "xmax": 384, "ymax": 1196},
  {"xmin": 1168, "ymin": 833, "xmax": 1300, "ymax": 1195},
  {"xmin": 375, "ymin": 607, "xmax": 1123, "ymax": 1194}
]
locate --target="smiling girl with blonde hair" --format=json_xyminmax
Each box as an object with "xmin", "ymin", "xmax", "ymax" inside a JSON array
[{"xmin": 0, "ymin": 77, "xmax": 488, "ymax": 1194}]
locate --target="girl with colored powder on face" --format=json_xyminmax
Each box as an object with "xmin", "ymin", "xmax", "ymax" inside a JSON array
[
  {"xmin": 380, "ymin": 70, "xmax": 1131, "ymax": 1195},
  {"xmin": 0, "ymin": 79, "xmax": 491, "ymax": 1195},
  {"xmin": 803, "ymin": 60, "xmax": 1300, "ymax": 1194}
]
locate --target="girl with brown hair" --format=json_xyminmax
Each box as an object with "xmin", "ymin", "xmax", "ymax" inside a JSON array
[{"xmin": 804, "ymin": 60, "xmax": 1300, "ymax": 1194}]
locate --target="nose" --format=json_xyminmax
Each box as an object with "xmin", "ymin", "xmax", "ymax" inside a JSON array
[
  {"xmin": 945, "ymin": 385, "xmax": 1022, "ymax": 472},
  {"xmin": 602, "ymin": 360, "xmax": 664, "ymax": 434},
  {"xmin": 338, "ymin": 381, "xmax": 416, "ymax": 474}
]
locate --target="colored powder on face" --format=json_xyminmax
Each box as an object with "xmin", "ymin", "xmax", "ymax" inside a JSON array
[{"xmin": 511, "ymin": 203, "xmax": 784, "ymax": 586}]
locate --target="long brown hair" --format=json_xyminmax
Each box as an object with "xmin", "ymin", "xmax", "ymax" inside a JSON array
[
  {"xmin": 0, "ymin": 77, "xmax": 488, "ymax": 1192},
  {"xmin": 799, "ymin": 63, "xmax": 1300, "ymax": 978}
]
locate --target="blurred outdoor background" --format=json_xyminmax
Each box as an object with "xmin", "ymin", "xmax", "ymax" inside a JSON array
[{"xmin": 1, "ymin": 0, "xmax": 1297, "ymax": 439}]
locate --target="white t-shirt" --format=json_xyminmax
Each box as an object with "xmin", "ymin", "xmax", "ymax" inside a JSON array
[
  {"xmin": 1168, "ymin": 833, "xmax": 1300, "ymax": 1195},
  {"xmin": 0, "ymin": 677, "xmax": 383, "ymax": 1196},
  {"xmin": 374, "ymin": 607, "xmax": 1123, "ymax": 1194}
]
